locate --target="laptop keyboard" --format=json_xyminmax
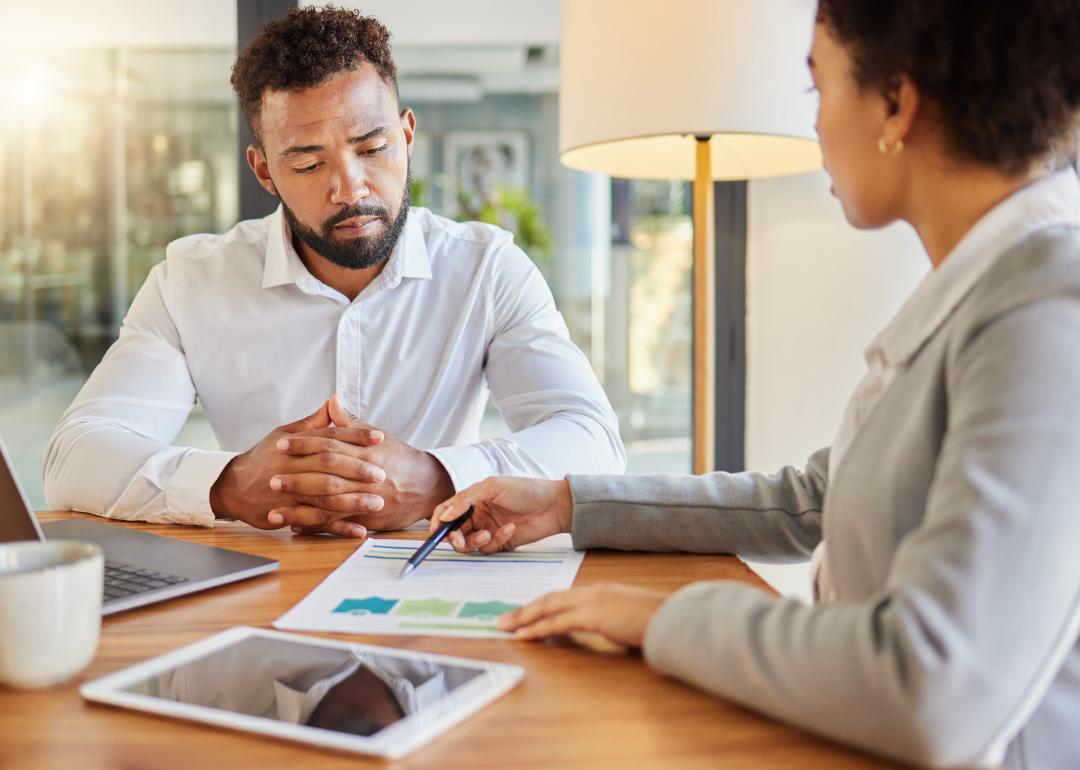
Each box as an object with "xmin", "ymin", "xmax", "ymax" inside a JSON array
[{"xmin": 104, "ymin": 561, "xmax": 188, "ymax": 602}]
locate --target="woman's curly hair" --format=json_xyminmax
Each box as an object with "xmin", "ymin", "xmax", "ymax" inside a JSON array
[
  {"xmin": 816, "ymin": 0, "xmax": 1080, "ymax": 173},
  {"xmin": 231, "ymin": 6, "xmax": 398, "ymax": 146}
]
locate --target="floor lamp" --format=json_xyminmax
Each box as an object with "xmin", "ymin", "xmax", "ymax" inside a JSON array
[{"xmin": 560, "ymin": 0, "xmax": 822, "ymax": 474}]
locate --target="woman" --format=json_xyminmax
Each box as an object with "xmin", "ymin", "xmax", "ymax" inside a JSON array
[{"xmin": 432, "ymin": 2, "xmax": 1080, "ymax": 768}]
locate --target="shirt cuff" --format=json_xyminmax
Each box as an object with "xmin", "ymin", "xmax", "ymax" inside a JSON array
[
  {"xmin": 425, "ymin": 445, "xmax": 494, "ymax": 493},
  {"xmin": 164, "ymin": 449, "xmax": 239, "ymax": 527}
]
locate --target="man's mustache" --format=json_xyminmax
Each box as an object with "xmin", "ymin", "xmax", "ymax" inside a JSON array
[{"xmin": 323, "ymin": 204, "xmax": 390, "ymax": 232}]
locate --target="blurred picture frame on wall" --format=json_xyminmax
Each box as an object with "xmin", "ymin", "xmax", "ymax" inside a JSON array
[{"xmin": 443, "ymin": 131, "xmax": 528, "ymax": 218}]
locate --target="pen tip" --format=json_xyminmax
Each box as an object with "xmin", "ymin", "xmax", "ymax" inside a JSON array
[{"xmin": 397, "ymin": 562, "xmax": 413, "ymax": 580}]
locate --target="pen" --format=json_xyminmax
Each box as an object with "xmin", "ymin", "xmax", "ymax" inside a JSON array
[{"xmin": 397, "ymin": 507, "xmax": 475, "ymax": 579}]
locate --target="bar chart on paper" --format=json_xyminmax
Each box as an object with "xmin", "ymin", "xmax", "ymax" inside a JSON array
[{"xmin": 274, "ymin": 536, "xmax": 585, "ymax": 638}]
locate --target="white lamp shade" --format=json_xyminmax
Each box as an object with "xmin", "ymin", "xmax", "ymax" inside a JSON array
[{"xmin": 559, "ymin": 0, "xmax": 822, "ymax": 180}]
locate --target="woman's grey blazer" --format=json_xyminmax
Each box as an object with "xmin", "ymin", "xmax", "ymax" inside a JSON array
[{"xmin": 567, "ymin": 226, "xmax": 1080, "ymax": 770}]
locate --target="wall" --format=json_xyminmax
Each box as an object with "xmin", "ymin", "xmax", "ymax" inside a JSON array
[
  {"xmin": 743, "ymin": 170, "xmax": 927, "ymax": 600},
  {"xmin": 0, "ymin": 0, "xmax": 235, "ymax": 49}
]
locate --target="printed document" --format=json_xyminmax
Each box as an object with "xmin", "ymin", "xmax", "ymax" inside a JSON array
[{"xmin": 274, "ymin": 535, "xmax": 584, "ymax": 638}]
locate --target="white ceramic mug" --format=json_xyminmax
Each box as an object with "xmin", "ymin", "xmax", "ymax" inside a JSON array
[{"xmin": 0, "ymin": 540, "xmax": 103, "ymax": 688}]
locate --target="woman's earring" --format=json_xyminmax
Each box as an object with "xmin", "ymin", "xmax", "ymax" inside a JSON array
[{"xmin": 878, "ymin": 136, "xmax": 905, "ymax": 156}]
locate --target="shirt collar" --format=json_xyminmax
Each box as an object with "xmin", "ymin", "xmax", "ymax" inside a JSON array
[
  {"xmin": 261, "ymin": 206, "xmax": 432, "ymax": 293},
  {"xmin": 378, "ymin": 208, "xmax": 433, "ymax": 287},
  {"xmin": 261, "ymin": 206, "xmax": 295, "ymax": 290},
  {"xmin": 868, "ymin": 167, "xmax": 1080, "ymax": 369}
]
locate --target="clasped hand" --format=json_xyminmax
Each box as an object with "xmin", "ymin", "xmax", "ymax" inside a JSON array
[{"xmin": 210, "ymin": 396, "xmax": 452, "ymax": 538}]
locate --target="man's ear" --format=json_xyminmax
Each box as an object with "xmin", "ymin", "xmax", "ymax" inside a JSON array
[
  {"xmin": 400, "ymin": 107, "xmax": 416, "ymax": 159},
  {"xmin": 246, "ymin": 144, "xmax": 278, "ymax": 197}
]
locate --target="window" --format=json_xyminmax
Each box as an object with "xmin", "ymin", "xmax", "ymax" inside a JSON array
[{"xmin": 0, "ymin": 49, "xmax": 236, "ymax": 507}]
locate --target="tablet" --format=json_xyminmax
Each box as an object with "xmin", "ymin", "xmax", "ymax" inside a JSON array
[{"xmin": 80, "ymin": 626, "xmax": 525, "ymax": 759}]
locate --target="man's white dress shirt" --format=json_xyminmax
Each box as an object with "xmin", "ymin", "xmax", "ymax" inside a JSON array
[
  {"xmin": 44, "ymin": 206, "xmax": 625, "ymax": 526},
  {"xmin": 813, "ymin": 167, "xmax": 1080, "ymax": 599}
]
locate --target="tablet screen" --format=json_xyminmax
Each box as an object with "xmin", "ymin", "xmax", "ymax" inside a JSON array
[{"xmin": 119, "ymin": 633, "xmax": 484, "ymax": 737}]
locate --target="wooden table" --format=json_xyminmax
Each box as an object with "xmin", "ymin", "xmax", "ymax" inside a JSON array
[{"xmin": 0, "ymin": 511, "xmax": 903, "ymax": 770}]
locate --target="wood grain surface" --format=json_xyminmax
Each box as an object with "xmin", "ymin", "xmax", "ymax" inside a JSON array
[{"xmin": 0, "ymin": 511, "xmax": 905, "ymax": 770}]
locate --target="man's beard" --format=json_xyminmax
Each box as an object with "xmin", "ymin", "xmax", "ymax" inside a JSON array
[{"xmin": 281, "ymin": 172, "xmax": 411, "ymax": 271}]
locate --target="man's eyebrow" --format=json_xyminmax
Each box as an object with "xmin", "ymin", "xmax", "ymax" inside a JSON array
[
  {"xmin": 279, "ymin": 126, "xmax": 392, "ymax": 157},
  {"xmin": 348, "ymin": 126, "xmax": 391, "ymax": 145}
]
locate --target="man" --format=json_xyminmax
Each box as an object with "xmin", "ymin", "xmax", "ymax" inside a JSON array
[{"xmin": 43, "ymin": 7, "xmax": 624, "ymax": 539}]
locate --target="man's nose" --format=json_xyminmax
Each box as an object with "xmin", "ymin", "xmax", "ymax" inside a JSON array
[{"xmin": 329, "ymin": 158, "xmax": 370, "ymax": 206}]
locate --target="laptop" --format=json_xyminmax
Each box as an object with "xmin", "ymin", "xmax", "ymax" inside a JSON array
[{"xmin": 0, "ymin": 437, "xmax": 278, "ymax": 616}]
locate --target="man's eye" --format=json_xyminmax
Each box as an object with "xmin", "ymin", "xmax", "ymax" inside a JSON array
[
  {"xmin": 364, "ymin": 145, "xmax": 388, "ymax": 156},
  {"xmin": 294, "ymin": 163, "xmax": 321, "ymax": 174}
]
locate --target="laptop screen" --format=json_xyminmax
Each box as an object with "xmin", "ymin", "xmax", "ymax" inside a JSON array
[{"xmin": 0, "ymin": 438, "xmax": 46, "ymax": 543}]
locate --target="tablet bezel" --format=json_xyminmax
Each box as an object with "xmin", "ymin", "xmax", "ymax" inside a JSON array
[{"xmin": 79, "ymin": 626, "xmax": 525, "ymax": 759}]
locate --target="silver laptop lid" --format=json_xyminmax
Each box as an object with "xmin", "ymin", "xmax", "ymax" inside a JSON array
[{"xmin": 0, "ymin": 436, "xmax": 46, "ymax": 543}]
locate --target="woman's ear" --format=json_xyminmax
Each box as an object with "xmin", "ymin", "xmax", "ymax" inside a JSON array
[{"xmin": 882, "ymin": 74, "xmax": 920, "ymax": 147}]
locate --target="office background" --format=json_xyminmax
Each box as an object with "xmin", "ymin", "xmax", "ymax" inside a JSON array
[{"xmin": 0, "ymin": 0, "xmax": 942, "ymax": 596}]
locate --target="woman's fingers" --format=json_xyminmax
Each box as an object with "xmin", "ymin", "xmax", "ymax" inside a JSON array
[
  {"xmin": 433, "ymin": 478, "xmax": 500, "ymax": 523},
  {"xmin": 511, "ymin": 607, "xmax": 592, "ymax": 641},
  {"xmin": 462, "ymin": 529, "xmax": 492, "ymax": 550},
  {"xmin": 477, "ymin": 522, "xmax": 516, "ymax": 554},
  {"xmin": 500, "ymin": 588, "xmax": 581, "ymax": 631},
  {"xmin": 438, "ymin": 520, "xmax": 510, "ymax": 553}
]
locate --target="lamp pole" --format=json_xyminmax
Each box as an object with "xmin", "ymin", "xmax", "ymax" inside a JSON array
[{"xmin": 692, "ymin": 136, "xmax": 715, "ymax": 474}]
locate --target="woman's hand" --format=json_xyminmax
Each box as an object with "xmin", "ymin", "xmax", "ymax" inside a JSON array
[
  {"xmin": 498, "ymin": 583, "xmax": 669, "ymax": 649},
  {"xmin": 430, "ymin": 476, "xmax": 574, "ymax": 553}
]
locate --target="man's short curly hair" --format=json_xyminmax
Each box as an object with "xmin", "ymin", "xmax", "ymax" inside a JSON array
[
  {"xmin": 816, "ymin": 0, "xmax": 1080, "ymax": 173},
  {"xmin": 231, "ymin": 6, "xmax": 398, "ymax": 146}
]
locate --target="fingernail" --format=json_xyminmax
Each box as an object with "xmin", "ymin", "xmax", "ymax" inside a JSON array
[
  {"xmin": 352, "ymin": 526, "xmax": 367, "ymax": 538},
  {"xmin": 267, "ymin": 512, "xmax": 284, "ymax": 525},
  {"xmin": 370, "ymin": 430, "xmax": 384, "ymax": 441},
  {"xmin": 440, "ymin": 508, "xmax": 455, "ymax": 521},
  {"xmin": 291, "ymin": 526, "xmax": 302, "ymax": 534},
  {"xmin": 269, "ymin": 477, "xmax": 282, "ymax": 491},
  {"xmin": 373, "ymin": 469, "xmax": 386, "ymax": 482},
  {"xmin": 276, "ymin": 439, "xmax": 289, "ymax": 451},
  {"xmin": 477, "ymin": 531, "xmax": 491, "ymax": 544}
]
